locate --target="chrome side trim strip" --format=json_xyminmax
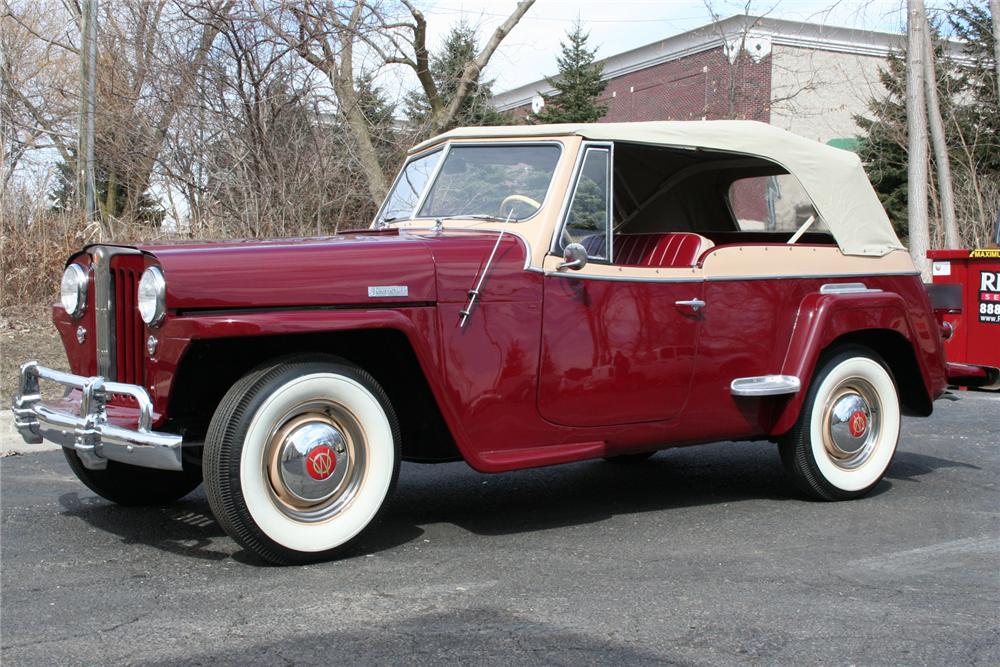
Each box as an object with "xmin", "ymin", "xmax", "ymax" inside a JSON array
[
  {"xmin": 819, "ymin": 282, "xmax": 882, "ymax": 294},
  {"xmin": 543, "ymin": 270, "xmax": 703, "ymax": 284},
  {"xmin": 705, "ymin": 271, "xmax": 920, "ymax": 282},
  {"xmin": 543, "ymin": 270, "xmax": 919, "ymax": 285},
  {"xmin": 730, "ymin": 375, "xmax": 801, "ymax": 397}
]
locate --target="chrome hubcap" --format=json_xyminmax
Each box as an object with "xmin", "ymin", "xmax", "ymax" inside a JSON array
[
  {"xmin": 822, "ymin": 379, "xmax": 881, "ymax": 470},
  {"xmin": 264, "ymin": 401, "xmax": 366, "ymax": 522},
  {"xmin": 276, "ymin": 417, "xmax": 349, "ymax": 503}
]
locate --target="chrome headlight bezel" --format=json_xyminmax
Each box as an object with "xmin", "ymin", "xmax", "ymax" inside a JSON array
[
  {"xmin": 137, "ymin": 266, "xmax": 167, "ymax": 326},
  {"xmin": 60, "ymin": 264, "xmax": 89, "ymax": 318}
]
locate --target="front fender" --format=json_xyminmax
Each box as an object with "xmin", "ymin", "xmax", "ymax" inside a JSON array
[
  {"xmin": 769, "ymin": 290, "xmax": 941, "ymax": 436},
  {"xmin": 147, "ymin": 307, "xmax": 445, "ymax": 428}
]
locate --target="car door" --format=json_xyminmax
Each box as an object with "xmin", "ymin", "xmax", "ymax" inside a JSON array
[{"xmin": 538, "ymin": 143, "xmax": 704, "ymax": 427}]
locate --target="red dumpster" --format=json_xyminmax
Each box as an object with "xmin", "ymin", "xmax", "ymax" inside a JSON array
[{"xmin": 928, "ymin": 247, "xmax": 1000, "ymax": 389}]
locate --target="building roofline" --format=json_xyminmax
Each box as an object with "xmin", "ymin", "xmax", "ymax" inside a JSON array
[{"xmin": 493, "ymin": 14, "xmax": 916, "ymax": 111}]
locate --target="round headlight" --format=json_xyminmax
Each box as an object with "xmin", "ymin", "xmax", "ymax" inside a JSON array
[
  {"xmin": 60, "ymin": 264, "xmax": 88, "ymax": 318},
  {"xmin": 137, "ymin": 266, "xmax": 166, "ymax": 326}
]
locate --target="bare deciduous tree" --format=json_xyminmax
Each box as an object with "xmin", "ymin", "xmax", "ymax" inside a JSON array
[
  {"xmin": 254, "ymin": 0, "xmax": 534, "ymax": 202},
  {"xmin": 1, "ymin": 1, "xmax": 79, "ymax": 183}
]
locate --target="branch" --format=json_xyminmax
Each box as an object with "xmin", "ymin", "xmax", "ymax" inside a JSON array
[
  {"xmin": 435, "ymin": 0, "xmax": 535, "ymax": 131},
  {"xmin": 399, "ymin": 0, "xmax": 440, "ymax": 114},
  {"xmin": 5, "ymin": 8, "xmax": 79, "ymax": 54},
  {"xmin": 250, "ymin": 0, "xmax": 330, "ymax": 72}
]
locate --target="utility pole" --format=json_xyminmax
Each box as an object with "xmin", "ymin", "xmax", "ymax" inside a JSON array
[
  {"xmin": 77, "ymin": 0, "xmax": 101, "ymax": 234},
  {"xmin": 906, "ymin": 0, "xmax": 931, "ymax": 280},
  {"xmin": 922, "ymin": 28, "xmax": 959, "ymax": 249}
]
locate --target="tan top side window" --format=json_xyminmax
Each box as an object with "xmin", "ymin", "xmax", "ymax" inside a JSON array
[{"xmin": 728, "ymin": 174, "xmax": 826, "ymax": 233}]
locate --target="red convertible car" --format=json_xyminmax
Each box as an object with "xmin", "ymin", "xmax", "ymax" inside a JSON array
[{"xmin": 14, "ymin": 121, "xmax": 956, "ymax": 563}]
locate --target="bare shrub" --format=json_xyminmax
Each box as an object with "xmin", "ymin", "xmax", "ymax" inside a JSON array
[{"xmin": 1, "ymin": 187, "xmax": 93, "ymax": 308}]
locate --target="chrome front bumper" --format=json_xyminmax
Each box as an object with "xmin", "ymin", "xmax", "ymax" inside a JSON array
[{"xmin": 11, "ymin": 362, "xmax": 183, "ymax": 471}]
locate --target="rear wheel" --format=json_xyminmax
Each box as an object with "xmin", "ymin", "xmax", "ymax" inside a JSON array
[
  {"xmin": 779, "ymin": 347, "xmax": 901, "ymax": 500},
  {"xmin": 203, "ymin": 357, "xmax": 400, "ymax": 564},
  {"xmin": 63, "ymin": 449, "xmax": 202, "ymax": 506}
]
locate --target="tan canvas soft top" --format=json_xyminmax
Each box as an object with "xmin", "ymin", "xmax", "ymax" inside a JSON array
[{"xmin": 412, "ymin": 121, "xmax": 903, "ymax": 257}]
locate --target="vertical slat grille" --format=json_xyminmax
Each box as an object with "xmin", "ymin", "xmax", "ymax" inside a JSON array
[
  {"xmin": 111, "ymin": 262, "xmax": 146, "ymax": 385},
  {"xmin": 114, "ymin": 268, "xmax": 126, "ymax": 379}
]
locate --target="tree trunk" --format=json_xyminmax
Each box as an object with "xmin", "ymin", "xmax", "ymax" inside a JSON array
[
  {"xmin": 329, "ymin": 3, "xmax": 389, "ymax": 206},
  {"xmin": 906, "ymin": 0, "xmax": 931, "ymax": 279},
  {"xmin": 335, "ymin": 79, "xmax": 389, "ymax": 204},
  {"xmin": 922, "ymin": 28, "xmax": 960, "ymax": 248}
]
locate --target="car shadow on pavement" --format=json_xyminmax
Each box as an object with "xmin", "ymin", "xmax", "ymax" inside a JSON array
[
  {"xmin": 56, "ymin": 488, "xmax": 425, "ymax": 565},
  {"xmin": 57, "ymin": 490, "xmax": 233, "ymax": 561},
  {"xmin": 885, "ymin": 450, "xmax": 980, "ymax": 482},
  {"xmin": 144, "ymin": 607, "xmax": 671, "ymax": 666},
  {"xmin": 53, "ymin": 442, "xmax": 972, "ymax": 564},
  {"xmin": 381, "ymin": 443, "xmax": 797, "ymax": 539}
]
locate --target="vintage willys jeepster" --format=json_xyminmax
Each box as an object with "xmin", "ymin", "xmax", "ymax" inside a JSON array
[{"xmin": 14, "ymin": 121, "xmax": 955, "ymax": 564}]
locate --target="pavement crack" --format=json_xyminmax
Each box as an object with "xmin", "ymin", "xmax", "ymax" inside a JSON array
[{"xmin": 98, "ymin": 613, "xmax": 150, "ymax": 636}]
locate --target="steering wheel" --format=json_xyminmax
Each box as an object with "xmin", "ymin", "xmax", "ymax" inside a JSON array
[{"xmin": 499, "ymin": 194, "xmax": 541, "ymax": 217}]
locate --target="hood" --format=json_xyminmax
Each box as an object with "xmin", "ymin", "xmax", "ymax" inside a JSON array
[{"xmin": 136, "ymin": 229, "xmax": 438, "ymax": 311}]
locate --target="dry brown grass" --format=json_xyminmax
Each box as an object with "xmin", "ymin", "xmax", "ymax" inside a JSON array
[
  {"xmin": 0, "ymin": 304, "xmax": 67, "ymax": 405},
  {"xmin": 1, "ymin": 207, "xmax": 97, "ymax": 308},
  {"xmin": 0, "ymin": 201, "xmax": 206, "ymax": 309}
]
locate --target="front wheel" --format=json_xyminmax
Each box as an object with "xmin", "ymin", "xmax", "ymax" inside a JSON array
[
  {"xmin": 779, "ymin": 347, "xmax": 901, "ymax": 501},
  {"xmin": 203, "ymin": 357, "xmax": 400, "ymax": 564}
]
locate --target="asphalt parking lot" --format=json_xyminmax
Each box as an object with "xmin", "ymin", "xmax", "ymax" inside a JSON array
[{"xmin": 2, "ymin": 392, "xmax": 998, "ymax": 666}]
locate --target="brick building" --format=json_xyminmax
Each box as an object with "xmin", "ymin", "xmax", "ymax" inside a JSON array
[{"xmin": 493, "ymin": 15, "xmax": 911, "ymax": 146}]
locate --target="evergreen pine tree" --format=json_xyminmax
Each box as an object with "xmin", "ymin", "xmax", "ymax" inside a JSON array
[
  {"xmin": 531, "ymin": 21, "xmax": 607, "ymax": 124},
  {"xmin": 51, "ymin": 147, "xmax": 163, "ymax": 225},
  {"xmin": 355, "ymin": 74, "xmax": 400, "ymax": 160},
  {"xmin": 946, "ymin": 1, "xmax": 999, "ymax": 173},
  {"xmin": 404, "ymin": 21, "xmax": 507, "ymax": 131}
]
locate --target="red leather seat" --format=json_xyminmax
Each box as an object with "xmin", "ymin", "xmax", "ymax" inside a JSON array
[
  {"xmin": 614, "ymin": 233, "xmax": 712, "ymax": 268},
  {"xmin": 576, "ymin": 232, "xmax": 713, "ymax": 267}
]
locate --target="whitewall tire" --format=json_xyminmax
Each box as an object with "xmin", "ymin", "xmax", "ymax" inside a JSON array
[
  {"xmin": 780, "ymin": 347, "xmax": 901, "ymax": 500},
  {"xmin": 204, "ymin": 357, "xmax": 400, "ymax": 564}
]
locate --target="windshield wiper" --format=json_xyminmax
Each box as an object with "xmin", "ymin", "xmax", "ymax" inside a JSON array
[
  {"xmin": 434, "ymin": 214, "xmax": 518, "ymax": 223},
  {"xmin": 379, "ymin": 213, "xmax": 515, "ymax": 228}
]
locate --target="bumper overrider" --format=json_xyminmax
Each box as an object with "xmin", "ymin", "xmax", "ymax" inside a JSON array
[{"xmin": 11, "ymin": 361, "xmax": 183, "ymax": 471}]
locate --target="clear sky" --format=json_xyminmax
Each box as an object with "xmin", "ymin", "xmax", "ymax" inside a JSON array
[{"xmin": 409, "ymin": 0, "xmax": 948, "ymax": 94}]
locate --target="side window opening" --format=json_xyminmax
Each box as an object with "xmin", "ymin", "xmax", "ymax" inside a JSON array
[
  {"xmin": 560, "ymin": 147, "xmax": 610, "ymax": 260},
  {"xmin": 607, "ymin": 142, "xmax": 834, "ymax": 248}
]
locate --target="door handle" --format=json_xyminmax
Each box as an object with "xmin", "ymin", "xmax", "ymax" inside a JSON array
[{"xmin": 675, "ymin": 298, "xmax": 706, "ymax": 312}]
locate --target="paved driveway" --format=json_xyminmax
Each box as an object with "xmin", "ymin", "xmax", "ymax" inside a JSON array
[{"xmin": 2, "ymin": 393, "xmax": 998, "ymax": 665}]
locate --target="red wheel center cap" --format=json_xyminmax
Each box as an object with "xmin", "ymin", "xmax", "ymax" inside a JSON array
[
  {"xmin": 305, "ymin": 444, "xmax": 337, "ymax": 481},
  {"xmin": 848, "ymin": 410, "xmax": 868, "ymax": 438}
]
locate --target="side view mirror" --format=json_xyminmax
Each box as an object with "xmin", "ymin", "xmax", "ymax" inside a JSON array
[{"xmin": 558, "ymin": 243, "xmax": 588, "ymax": 271}]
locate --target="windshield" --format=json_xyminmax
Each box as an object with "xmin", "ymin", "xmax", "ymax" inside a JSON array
[{"xmin": 378, "ymin": 143, "xmax": 561, "ymax": 223}]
